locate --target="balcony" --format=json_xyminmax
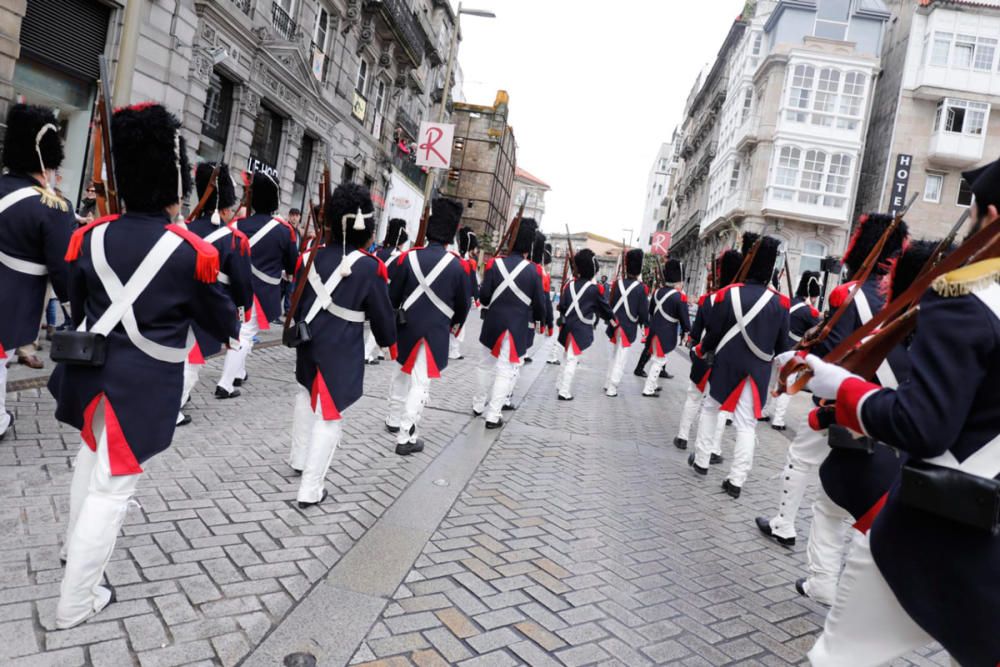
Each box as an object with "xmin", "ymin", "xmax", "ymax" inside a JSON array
[
  {"xmin": 395, "ymin": 107, "xmax": 419, "ymax": 141},
  {"xmin": 911, "ymin": 65, "xmax": 1000, "ymax": 103},
  {"xmin": 735, "ymin": 115, "xmax": 759, "ymax": 153},
  {"xmin": 271, "ymin": 2, "xmax": 297, "ymax": 40},
  {"xmin": 392, "ymin": 150, "xmax": 428, "ymax": 190},
  {"xmin": 366, "ymin": 0, "xmax": 427, "ymax": 68},
  {"xmin": 928, "ymin": 130, "xmax": 986, "ymax": 167}
]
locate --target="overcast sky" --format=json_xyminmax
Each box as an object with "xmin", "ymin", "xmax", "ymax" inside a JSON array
[{"xmin": 451, "ymin": 1, "xmax": 741, "ymax": 241}]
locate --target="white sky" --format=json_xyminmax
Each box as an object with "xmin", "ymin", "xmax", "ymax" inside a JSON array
[{"xmin": 451, "ymin": 1, "xmax": 742, "ymax": 240}]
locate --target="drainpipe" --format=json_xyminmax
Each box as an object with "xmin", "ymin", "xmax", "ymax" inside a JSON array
[{"xmin": 113, "ymin": 0, "xmax": 143, "ymax": 107}]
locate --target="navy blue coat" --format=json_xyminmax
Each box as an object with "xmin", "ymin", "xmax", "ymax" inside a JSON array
[
  {"xmin": 833, "ymin": 278, "xmax": 1000, "ymax": 667},
  {"xmin": 388, "ymin": 243, "xmax": 471, "ymax": 375},
  {"xmin": 49, "ymin": 213, "xmax": 239, "ymax": 470},
  {"xmin": 375, "ymin": 246, "xmax": 403, "ymax": 267},
  {"xmin": 647, "ymin": 286, "xmax": 690, "ymax": 356},
  {"xmin": 0, "ymin": 173, "xmax": 75, "ymax": 355},
  {"xmin": 688, "ymin": 293, "xmax": 715, "ymax": 391},
  {"xmin": 478, "ymin": 253, "xmax": 548, "ymax": 359},
  {"xmin": 524, "ymin": 263, "xmax": 552, "ymax": 349},
  {"xmin": 787, "ymin": 296, "xmax": 820, "ymax": 348},
  {"xmin": 812, "ymin": 276, "xmax": 884, "ymax": 358},
  {"xmin": 232, "ymin": 213, "xmax": 297, "ymax": 323},
  {"xmin": 698, "ymin": 282, "xmax": 789, "ymax": 414},
  {"xmin": 293, "ymin": 245, "xmax": 396, "ymax": 417},
  {"xmin": 556, "ymin": 279, "xmax": 614, "ymax": 353},
  {"xmin": 185, "ymin": 216, "xmax": 253, "ymax": 358},
  {"xmin": 608, "ymin": 278, "xmax": 649, "ymax": 347}
]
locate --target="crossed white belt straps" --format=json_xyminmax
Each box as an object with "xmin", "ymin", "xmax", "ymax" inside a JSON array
[
  {"xmin": 853, "ymin": 288, "xmax": 898, "ymax": 389},
  {"xmin": 204, "ymin": 225, "xmax": 235, "ymax": 285},
  {"xmin": 493, "ymin": 259, "xmax": 531, "ymax": 305},
  {"xmin": 302, "ymin": 250, "xmax": 366, "ymax": 324},
  {"xmin": 715, "ymin": 288, "xmax": 775, "ymax": 362},
  {"xmin": 613, "ymin": 280, "xmax": 641, "ymax": 323},
  {"xmin": 565, "ymin": 280, "xmax": 595, "ymax": 325},
  {"xmin": 81, "ymin": 224, "xmax": 194, "ymax": 363},
  {"xmin": 402, "ymin": 252, "xmax": 456, "ymax": 319},
  {"xmin": 0, "ymin": 186, "xmax": 49, "ymax": 276},
  {"xmin": 236, "ymin": 218, "xmax": 283, "ymax": 286},
  {"xmin": 654, "ymin": 288, "xmax": 679, "ymax": 323},
  {"xmin": 787, "ymin": 301, "xmax": 808, "ymax": 342}
]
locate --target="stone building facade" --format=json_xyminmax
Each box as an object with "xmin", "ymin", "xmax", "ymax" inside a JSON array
[
  {"xmin": 639, "ymin": 139, "xmax": 680, "ymax": 250},
  {"xmin": 508, "ymin": 166, "xmax": 550, "ymax": 228}
]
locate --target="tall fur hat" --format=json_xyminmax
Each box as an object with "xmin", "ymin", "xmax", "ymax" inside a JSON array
[
  {"xmin": 962, "ymin": 157, "xmax": 1000, "ymax": 217},
  {"xmin": 888, "ymin": 239, "xmax": 942, "ymax": 301},
  {"xmin": 543, "ymin": 242, "xmax": 553, "ymax": 265},
  {"xmin": 740, "ymin": 231, "xmax": 759, "ymax": 257},
  {"xmin": 2, "ymin": 104, "xmax": 64, "ymax": 173},
  {"xmin": 383, "ymin": 218, "xmax": 408, "ymax": 247},
  {"xmin": 111, "ymin": 103, "xmax": 192, "ymax": 213},
  {"xmin": 512, "ymin": 217, "xmax": 538, "ymax": 254},
  {"xmin": 662, "ymin": 258, "xmax": 683, "ymax": 284},
  {"xmin": 250, "ymin": 171, "xmax": 279, "ymax": 215},
  {"xmin": 796, "ymin": 270, "xmax": 822, "ymax": 298},
  {"xmin": 574, "ymin": 248, "xmax": 599, "ymax": 281},
  {"xmin": 531, "ymin": 230, "xmax": 547, "ymax": 264},
  {"xmin": 625, "ymin": 248, "xmax": 644, "ymax": 276},
  {"xmin": 426, "ymin": 197, "xmax": 464, "ymax": 244},
  {"xmin": 326, "ymin": 182, "xmax": 375, "ymax": 249},
  {"xmin": 717, "ymin": 249, "xmax": 743, "ymax": 288},
  {"xmin": 843, "ymin": 213, "xmax": 908, "ymax": 278},
  {"xmin": 458, "ymin": 226, "xmax": 478, "ymax": 255},
  {"xmin": 195, "ymin": 162, "xmax": 238, "ymax": 213},
  {"xmin": 745, "ymin": 236, "xmax": 780, "ymax": 284}
]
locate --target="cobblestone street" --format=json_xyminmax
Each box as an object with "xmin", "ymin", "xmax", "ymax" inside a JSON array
[{"xmin": 1, "ymin": 320, "xmax": 946, "ymax": 666}]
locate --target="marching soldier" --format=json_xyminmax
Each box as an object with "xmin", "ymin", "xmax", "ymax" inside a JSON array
[
  {"xmin": 385, "ymin": 198, "xmax": 471, "ymax": 455},
  {"xmin": 555, "ymin": 249, "xmax": 615, "ymax": 401},
  {"xmin": 177, "ymin": 162, "xmax": 253, "ymax": 426},
  {"xmin": 690, "ymin": 234, "xmax": 789, "ymax": 498},
  {"xmin": 472, "ymin": 218, "xmax": 548, "ymax": 428},
  {"xmin": 520, "ymin": 230, "xmax": 551, "ymax": 365},
  {"xmin": 48, "ymin": 103, "xmax": 239, "ymax": 628},
  {"xmin": 367, "ymin": 218, "xmax": 408, "ymax": 363},
  {"xmin": 449, "ymin": 226, "xmax": 480, "ymax": 360},
  {"xmin": 756, "ymin": 214, "xmax": 907, "ymax": 560},
  {"xmin": 217, "ymin": 172, "xmax": 297, "ymax": 398},
  {"xmin": 603, "ymin": 248, "xmax": 649, "ymax": 397},
  {"xmin": 641, "ymin": 258, "xmax": 689, "ymax": 397},
  {"xmin": 0, "ymin": 104, "xmax": 75, "ymax": 439},
  {"xmin": 286, "ymin": 182, "xmax": 396, "ymax": 506}
]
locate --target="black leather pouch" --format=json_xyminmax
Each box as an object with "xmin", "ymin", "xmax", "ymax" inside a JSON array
[
  {"xmin": 899, "ymin": 460, "xmax": 1000, "ymax": 534},
  {"xmin": 396, "ymin": 308, "xmax": 408, "ymax": 327},
  {"xmin": 50, "ymin": 331, "xmax": 106, "ymax": 367},
  {"xmin": 282, "ymin": 321, "xmax": 312, "ymax": 348},
  {"xmin": 828, "ymin": 424, "xmax": 876, "ymax": 453}
]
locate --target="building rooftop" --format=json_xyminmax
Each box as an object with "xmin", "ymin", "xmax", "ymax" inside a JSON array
[{"xmin": 514, "ymin": 167, "xmax": 551, "ymax": 190}]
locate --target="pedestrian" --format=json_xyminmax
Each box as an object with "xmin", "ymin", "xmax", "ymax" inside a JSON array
[
  {"xmin": 48, "ymin": 103, "xmax": 239, "ymax": 628},
  {"xmin": 218, "ymin": 172, "xmax": 297, "ymax": 398},
  {"xmin": 689, "ymin": 233, "xmax": 789, "ymax": 498},
  {"xmin": 366, "ymin": 218, "xmax": 408, "ymax": 364},
  {"xmin": 176, "ymin": 162, "xmax": 253, "ymax": 426},
  {"xmin": 448, "ymin": 225, "xmax": 480, "ymax": 360},
  {"xmin": 0, "ymin": 104, "xmax": 76, "ymax": 439},
  {"xmin": 286, "ymin": 182, "xmax": 396, "ymax": 506},
  {"xmin": 76, "ymin": 182, "xmax": 97, "ymax": 224},
  {"xmin": 472, "ymin": 217, "xmax": 547, "ymax": 428},
  {"xmin": 555, "ymin": 248, "xmax": 615, "ymax": 401},
  {"xmin": 281, "ymin": 208, "xmax": 302, "ymax": 318},
  {"xmin": 385, "ymin": 197, "xmax": 471, "ymax": 455},
  {"xmin": 640, "ymin": 258, "xmax": 690, "ymax": 397},
  {"xmin": 603, "ymin": 248, "xmax": 649, "ymax": 397}
]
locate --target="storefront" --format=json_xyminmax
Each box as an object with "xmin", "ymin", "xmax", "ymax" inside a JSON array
[{"xmin": 380, "ymin": 170, "xmax": 425, "ymax": 245}]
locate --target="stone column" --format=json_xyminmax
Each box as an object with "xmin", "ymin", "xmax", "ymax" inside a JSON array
[
  {"xmin": 231, "ymin": 85, "xmax": 261, "ymax": 181},
  {"xmin": 280, "ymin": 119, "xmax": 305, "ymax": 214}
]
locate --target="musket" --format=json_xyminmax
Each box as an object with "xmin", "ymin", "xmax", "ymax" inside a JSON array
[
  {"xmin": 916, "ymin": 208, "xmax": 969, "ymax": 280},
  {"xmin": 564, "ymin": 223, "xmax": 578, "ymax": 278},
  {"xmin": 783, "ymin": 250, "xmax": 795, "ymax": 297},
  {"xmin": 415, "ymin": 200, "xmax": 431, "ymax": 247},
  {"xmin": 239, "ymin": 171, "xmax": 253, "ymax": 218},
  {"xmin": 733, "ymin": 223, "xmax": 772, "ymax": 283},
  {"xmin": 185, "ymin": 163, "xmax": 221, "ymax": 223},
  {"xmin": 91, "ymin": 56, "xmax": 120, "ymax": 216}
]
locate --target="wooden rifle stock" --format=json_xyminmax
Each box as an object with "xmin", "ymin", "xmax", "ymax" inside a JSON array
[
  {"xmin": 91, "ymin": 57, "xmax": 120, "ymax": 216},
  {"xmin": 501, "ymin": 200, "xmax": 527, "ymax": 255},
  {"xmin": 564, "ymin": 224, "xmax": 578, "ymax": 278},
  {"xmin": 283, "ymin": 198, "xmax": 319, "ymax": 336},
  {"xmin": 415, "ymin": 200, "xmax": 430, "ymax": 247}
]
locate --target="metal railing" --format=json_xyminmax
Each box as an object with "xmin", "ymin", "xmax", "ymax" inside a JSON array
[
  {"xmin": 395, "ymin": 107, "xmax": 419, "ymax": 140},
  {"xmin": 368, "ymin": 0, "xmax": 426, "ymax": 67},
  {"xmin": 271, "ymin": 2, "xmax": 297, "ymax": 40},
  {"xmin": 392, "ymin": 150, "xmax": 427, "ymax": 189}
]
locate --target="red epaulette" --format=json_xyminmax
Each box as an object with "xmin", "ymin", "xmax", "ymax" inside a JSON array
[
  {"xmin": 65, "ymin": 215, "xmax": 119, "ymax": 261},
  {"xmin": 166, "ymin": 224, "xmax": 221, "ymax": 283},
  {"xmin": 767, "ymin": 287, "xmax": 791, "ymax": 309},
  {"xmin": 273, "ymin": 216, "xmax": 297, "ymax": 241},
  {"xmin": 541, "ymin": 271, "xmax": 551, "ymax": 292},
  {"xmin": 809, "ymin": 305, "xmax": 820, "ymax": 318},
  {"xmin": 396, "ymin": 248, "xmax": 413, "ymax": 266},
  {"xmin": 229, "ymin": 226, "xmax": 251, "ymax": 256},
  {"xmin": 360, "ymin": 249, "xmax": 389, "ymax": 282},
  {"xmin": 534, "ymin": 262, "xmax": 544, "ymax": 276},
  {"xmin": 485, "ymin": 257, "xmax": 497, "ymax": 271},
  {"xmin": 698, "ymin": 293, "xmax": 708, "ymax": 307},
  {"xmin": 714, "ymin": 283, "xmax": 743, "ymax": 302},
  {"xmin": 469, "ymin": 258, "xmax": 478, "ymax": 272},
  {"xmin": 643, "ymin": 284, "xmax": 650, "ymax": 296},
  {"xmin": 680, "ymin": 291, "xmax": 688, "ymax": 303},
  {"xmin": 829, "ymin": 281, "xmax": 858, "ymax": 309},
  {"xmin": 598, "ymin": 283, "xmax": 606, "ymax": 296}
]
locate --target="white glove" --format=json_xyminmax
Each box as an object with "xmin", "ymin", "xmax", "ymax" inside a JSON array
[
  {"xmin": 774, "ymin": 350, "xmax": 798, "ymax": 367},
  {"xmin": 802, "ymin": 354, "xmax": 859, "ymax": 400}
]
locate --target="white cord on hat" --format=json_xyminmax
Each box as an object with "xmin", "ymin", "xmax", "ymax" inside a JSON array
[
  {"xmin": 339, "ymin": 207, "xmax": 373, "ymax": 276},
  {"xmin": 35, "ymin": 123, "xmax": 57, "ymax": 191},
  {"xmin": 174, "ymin": 131, "xmax": 183, "ymax": 205}
]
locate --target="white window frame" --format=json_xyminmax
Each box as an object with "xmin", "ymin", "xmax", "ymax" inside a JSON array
[
  {"xmin": 784, "ymin": 63, "xmax": 868, "ymax": 131},
  {"xmin": 800, "ymin": 240, "xmax": 827, "ymax": 274},
  {"xmin": 356, "ymin": 58, "xmax": 369, "ymax": 95},
  {"xmin": 314, "ymin": 7, "xmax": 331, "ymax": 52},
  {"xmin": 929, "ymin": 31, "xmax": 998, "ymax": 71},
  {"xmin": 770, "ymin": 143, "xmax": 854, "ymax": 209},
  {"xmin": 813, "ymin": 0, "xmax": 851, "ymax": 42},
  {"xmin": 935, "ymin": 97, "xmax": 990, "ymax": 136},
  {"xmin": 924, "ymin": 173, "xmax": 944, "ymax": 204}
]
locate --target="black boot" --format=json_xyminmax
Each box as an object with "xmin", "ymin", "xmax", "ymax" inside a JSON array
[
  {"xmin": 673, "ymin": 437, "xmax": 687, "ymax": 450},
  {"xmin": 633, "ymin": 348, "xmax": 651, "ymax": 377}
]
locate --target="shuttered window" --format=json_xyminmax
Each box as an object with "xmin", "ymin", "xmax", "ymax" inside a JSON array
[{"xmin": 19, "ymin": 0, "xmax": 111, "ymax": 82}]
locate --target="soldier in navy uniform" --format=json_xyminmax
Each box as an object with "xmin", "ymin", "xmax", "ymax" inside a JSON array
[
  {"xmin": 48, "ymin": 103, "xmax": 239, "ymax": 628},
  {"xmin": 473, "ymin": 218, "xmax": 548, "ymax": 428},
  {"xmin": 603, "ymin": 248, "xmax": 649, "ymax": 397},
  {"xmin": 756, "ymin": 214, "xmax": 907, "ymax": 568},
  {"xmin": 790, "ymin": 162, "xmax": 1000, "ymax": 664},
  {"xmin": 384, "ymin": 198, "xmax": 471, "ymax": 455},
  {"xmin": 673, "ymin": 249, "xmax": 742, "ymax": 458},
  {"xmin": 449, "ymin": 226, "xmax": 480, "ymax": 360},
  {"xmin": 367, "ymin": 218, "xmax": 408, "ymax": 364},
  {"xmin": 520, "ymin": 229, "xmax": 551, "ymax": 365},
  {"xmin": 690, "ymin": 234, "xmax": 789, "ymax": 498},
  {"xmin": 177, "ymin": 162, "xmax": 253, "ymax": 426},
  {"xmin": 555, "ymin": 249, "xmax": 615, "ymax": 401},
  {"xmin": 641, "ymin": 258, "xmax": 690, "ymax": 397},
  {"xmin": 217, "ymin": 172, "xmax": 297, "ymax": 397},
  {"xmin": 287, "ymin": 182, "xmax": 396, "ymax": 506},
  {"xmin": 0, "ymin": 104, "xmax": 76, "ymax": 439},
  {"xmin": 760, "ymin": 271, "xmax": 821, "ymax": 431}
]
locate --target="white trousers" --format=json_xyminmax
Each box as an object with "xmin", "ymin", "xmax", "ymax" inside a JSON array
[
  {"xmin": 218, "ymin": 306, "xmax": 259, "ymax": 391},
  {"xmin": 604, "ymin": 337, "xmax": 631, "ymax": 395},
  {"xmin": 0, "ymin": 361, "xmax": 9, "ymax": 435},
  {"xmin": 767, "ymin": 418, "xmax": 829, "ymax": 540},
  {"xmin": 693, "ymin": 382, "xmax": 757, "ymax": 486},
  {"xmin": 642, "ymin": 353, "xmax": 670, "ymax": 395},
  {"xmin": 677, "ymin": 382, "xmax": 729, "ymax": 455},
  {"xmin": 57, "ymin": 400, "xmax": 139, "ymax": 629},
  {"xmin": 177, "ymin": 360, "xmax": 201, "ymax": 424},
  {"xmin": 473, "ymin": 337, "xmax": 520, "ymax": 423},
  {"xmin": 764, "ymin": 359, "xmax": 792, "ymax": 427},
  {"xmin": 556, "ymin": 341, "xmax": 588, "ymax": 399},
  {"xmin": 364, "ymin": 326, "xmax": 379, "ymax": 362},
  {"xmin": 386, "ymin": 346, "xmax": 432, "ymax": 444},
  {"xmin": 808, "ymin": 532, "xmax": 934, "ymax": 666},
  {"xmin": 547, "ymin": 337, "xmax": 561, "ymax": 363},
  {"xmin": 802, "ymin": 487, "xmax": 853, "ymax": 605},
  {"xmin": 289, "ymin": 386, "xmax": 343, "ymax": 504},
  {"xmin": 448, "ymin": 326, "xmax": 465, "ymax": 359}
]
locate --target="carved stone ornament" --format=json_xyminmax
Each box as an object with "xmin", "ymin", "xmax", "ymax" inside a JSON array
[
  {"xmin": 357, "ymin": 16, "xmax": 375, "ymax": 53},
  {"xmin": 379, "ymin": 42, "xmax": 396, "ymax": 68},
  {"xmin": 252, "ymin": 26, "xmax": 269, "ymax": 42},
  {"xmin": 286, "ymin": 121, "xmax": 305, "ymax": 145},
  {"xmin": 190, "ymin": 54, "xmax": 212, "ymax": 83},
  {"xmin": 241, "ymin": 89, "xmax": 261, "ymax": 115},
  {"xmin": 344, "ymin": 0, "xmax": 362, "ymax": 31}
]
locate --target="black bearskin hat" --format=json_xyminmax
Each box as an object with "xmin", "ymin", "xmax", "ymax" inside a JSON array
[
  {"xmin": 512, "ymin": 217, "xmax": 538, "ymax": 254},
  {"xmin": 458, "ymin": 226, "xmax": 478, "ymax": 255},
  {"xmin": 531, "ymin": 230, "xmax": 547, "ymax": 264},
  {"xmin": 426, "ymin": 197, "xmax": 463, "ymax": 244},
  {"xmin": 843, "ymin": 213, "xmax": 908, "ymax": 278},
  {"xmin": 745, "ymin": 236, "xmax": 780, "ymax": 284},
  {"xmin": 625, "ymin": 248, "xmax": 644, "ymax": 276},
  {"xmin": 662, "ymin": 258, "xmax": 683, "ymax": 284},
  {"xmin": 796, "ymin": 270, "xmax": 821, "ymax": 298},
  {"xmin": 543, "ymin": 242, "xmax": 553, "ymax": 265},
  {"xmin": 740, "ymin": 231, "xmax": 759, "ymax": 257},
  {"xmin": 962, "ymin": 157, "xmax": 1000, "ymax": 219},
  {"xmin": 195, "ymin": 162, "xmax": 238, "ymax": 213},
  {"xmin": 383, "ymin": 218, "xmax": 408, "ymax": 247},
  {"xmin": 250, "ymin": 171, "xmax": 279, "ymax": 215},
  {"xmin": 574, "ymin": 248, "xmax": 599, "ymax": 281},
  {"xmin": 2, "ymin": 104, "xmax": 64, "ymax": 173},
  {"xmin": 111, "ymin": 103, "xmax": 192, "ymax": 213},
  {"xmin": 326, "ymin": 182, "xmax": 375, "ymax": 248},
  {"xmin": 718, "ymin": 249, "xmax": 743, "ymax": 288},
  {"xmin": 888, "ymin": 239, "xmax": 942, "ymax": 302}
]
